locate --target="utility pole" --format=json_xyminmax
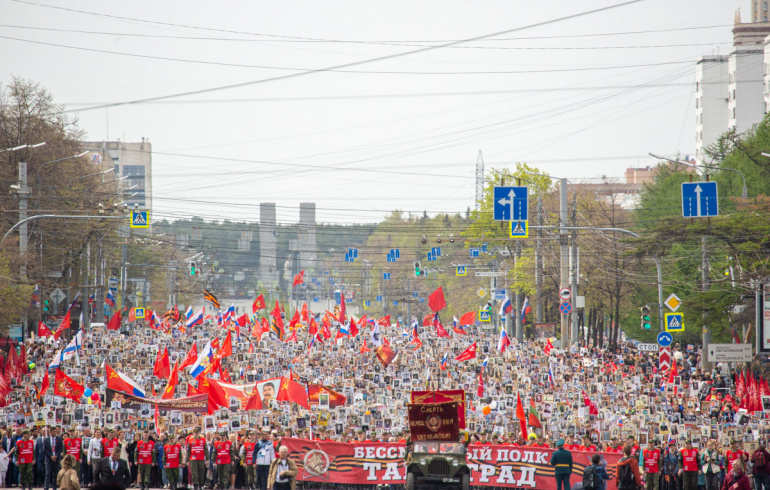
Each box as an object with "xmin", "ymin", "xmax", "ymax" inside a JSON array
[
  {"xmin": 701, "ymin": 173, "xmax": 712, "ymax": 372},
  {"xmin": 570, "ymin": 188, "xmax": 579, "ymax": 345},
  {"xmin": 535, "ymin": 191, "xmax": 544, "ymax": 324},
  {"xmin": 18, "ymin": 161, "xmax": 29, "ymax": 335},
  {"xmin": 559, "ymin": 179, "xmax": 569, "ymax": 346}
]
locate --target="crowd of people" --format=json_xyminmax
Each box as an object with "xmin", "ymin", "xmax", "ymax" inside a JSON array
[{"xmin": 0, "ymin": 303, "xmax": 767, "ymax": 490}]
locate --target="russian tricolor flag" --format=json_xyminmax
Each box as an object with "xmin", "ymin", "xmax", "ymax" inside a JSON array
[
  {"xmin": 497, "ymin": 327, "xmax": 511, "ymax": 352},
  {"xmin": 499, "ymin": 295, "xmax": 513, "ymax": 316},
  {"xmin": 189, "ymin": 341, "xmax": 214, "ymax": 378},
  {"xmin": 185, "ymin": 307, "xmax": 204, "ymax": 328},
  {"xmin": 521, "ymin": 297, "xmax": 532, "ymax": 324},
  {"xmin": 105, "ymin": 290, "xmax": 116, "ymax": 308}
]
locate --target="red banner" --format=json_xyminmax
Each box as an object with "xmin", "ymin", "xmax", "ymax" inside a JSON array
[
  {"xmin": 410, "ymin": 389, "xmax": 466, "ymax": 429},
  {"xmin": 407, "ymin": 402, "xmax": 459, "ymax": 442},
  {"xmin": 282, "ymin": 439, "xmax": 622, "ymax": 488}
]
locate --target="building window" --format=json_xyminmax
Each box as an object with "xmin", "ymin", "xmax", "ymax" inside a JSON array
[
  {"xmin": 733, "ymin": 107, "xmax": 736, "ymax": 118},
  {"xmin": 695, "ymin": 98, "xmax": 699, "ymax": 108},
  {"xmin": 764, "ymin": 2, "xmax": 767, "ymax": 11},
  {"xmin": 696, "ymin": 81, "xmax": 700, "ymax": 92},
  {"xmin": 733, "ymin": 89, "xmax": 736, "ymax": 100}
]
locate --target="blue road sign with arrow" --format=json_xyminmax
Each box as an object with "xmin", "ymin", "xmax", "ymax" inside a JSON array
[
  {"xmin": 493, "ymin": 186, "xmax": 528, "ymax": 221},
  {"xmin": 657, "ymin": 331, "xmax": 673, "ymax": 347},
  {"xmin": 682, "ymin": 181, "xmax": 718, "ymax": 218}
]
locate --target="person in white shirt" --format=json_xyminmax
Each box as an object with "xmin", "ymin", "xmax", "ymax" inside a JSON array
[
  {"xmin": 86, "ymin": 429, "xmax": 103, "ymax": 484},
  {"xmin": 0, "ymin": 445, "xmax": 9, "ymax": 486}
]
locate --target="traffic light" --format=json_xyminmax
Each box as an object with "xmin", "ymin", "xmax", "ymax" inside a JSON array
[
  {"xmin": 43, "ymin": 297, "xmax": 51, "ymax": 313},
  {"xmin": 414, "ymin": 261, "xmax": 421, "ymax": 276},
  {"xmin": 640, "ymin": 306, "xmax": 651, "ymax": 330},
  {"xmin": 449, "ymin": 234, "xmax": 454, "ymax": 243},
  {"xmin": 190, "ymin": 260, "xmax": 197, "ymax": 276},
  {"xmin": 421, "ymin": 235, "xmax": 427, "ymax": 244},
  {"xmin": 437, "ymin": 235, "xmax": 442, "ymax": 244}
]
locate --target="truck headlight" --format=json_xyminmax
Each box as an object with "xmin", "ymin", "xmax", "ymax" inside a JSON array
[
  {"xmin": 420, "ymin": 458, "xmax": 426, "ymax": 465},
  {"xmin": 452, "ymin": 459, "xmax": 459, "ymax": 466}
]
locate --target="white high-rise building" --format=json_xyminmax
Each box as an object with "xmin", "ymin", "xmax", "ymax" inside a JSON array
[
  {"xmin": 728, "ymin": 45, "xmax": 765, "ymax": 133},
  {"xmin": 695, "ymin": 7, "xmax": 770, "ymax": 163},
  {"xmin": 695, "ymin": 56, "xmax": 729, "ymax": 163}
]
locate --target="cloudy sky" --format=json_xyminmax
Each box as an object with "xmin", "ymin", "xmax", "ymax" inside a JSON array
[{"xmin": 2, "ymin": 0, "xmax": 743, "ymax": 223}]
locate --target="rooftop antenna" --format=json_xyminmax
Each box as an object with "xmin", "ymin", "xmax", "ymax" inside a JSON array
[{"xmin": 475, "ymin": 150, "xmax": 484, "ymax": 211}]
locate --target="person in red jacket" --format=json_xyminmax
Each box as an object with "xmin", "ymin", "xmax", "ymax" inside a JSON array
[{"xmin": 722, "ymin": 459, "xmax": 751, "ymax": 490}]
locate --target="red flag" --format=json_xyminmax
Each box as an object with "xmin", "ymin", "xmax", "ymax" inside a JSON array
[
  {"xmin": 375, "ymin": 344, "xmax": 397, "ymax": 368},
  {"xmin": 128, "ymin": 308, "xmax": 136, "ymax": 323},
  {"xmin": 411, "ymin": 335, "xmax": 423, "ymax": 351},
  {"xmin": 350, "ymin": 316, "xmax": 361, "ymax": 338},
  {"xmin": 39, "ymin": 368, "xmax": 50, "ymax": 399},
  {"xmin": 186, "ymin": 383, "xmax": 201, "ymax": 397},
  {"xmin": 544, "ymin": 339, "xmax": 554, "ymax": 355},
  {"xmin": 5, "ymin": 348, "xmax": 18, "ymax": 379},
  {"xmin": 271, "ymin": 301, "xmax": 284, "ymax": 333},
  {"xmin": 286, "ymin": 329, "xmax": 298, "ymax": 343},
  {"xmin": 308, "ymin": 316, "xmax": 318, "ymax": 337},
  {"xmin": 477, "ymin": 373, "xmax": 484, "ymax": 397},
  {"xmin": 244, "ymin": 383, "xmax": 263, "ymax": 410},
  {"xmin": 54, "ymin": 369, "xmax": 84, "ymax": 402},
  {"xmin": 252, "ymin": 294, "xmax": 266, "ymax": 312},
  {"xmin": 248, "ymin": 342, "xmax": 254, "ymax": 354},
  {"xmin": 515, "ymin": 392, "xmax": 527, "ymax": 440},
  {"xmin": 434, "ymin": 317, "xmax": 450, "ymax": 338},
  {"xmin": 289, "ymin": 311, "xmax": 300, "ymax": 330},
  {"xmin": 37, "ymin": 321, "xmax": 53, "ymax": 338},
  {"xmin": 19, "ymin": 345, "xmax": 26, "ymax": 375},
  {"xmin": 178, "ymin": 343, "xmax": 198, "ymax": 370},
  {"xmin": 219, "ymin": 330, "xmax": 233, "ymax": 358},
  {"xmin": 161, "ymin": 360, "xmax": 179, "ymax": 399},
  {"xmin": 339, "ymin": 294, "xmax": 347, "ymax": 324},
  {"xmin": 422, "ymin": 314, "xmax": 434, "ymax": 327},
  {"xmin": 106, "ymin": 311, "xmax": 121, "ymax": 331},
  {"xmin": 321, "ymin": 316, "xmax": 332, "ymax": 339},
  {"xmin": 581, "ymin": 389, "xmax": 599, "ymax": 416},
  {"xmin": 153, "ymin": 348, "xmax": 171, "ymax": 379},
  {"xmin": 200, "ymin": 377, "xmax": 228, "ymax": 415},
  {"xmin": 276, "ymin": 376, "xmax": 310, "ymax": 409},
  {"xmin": 293, "ymin": 271, "xmax": 304, "ymax": 287},
  {"xmin": 301, "ymin": 303, "xmax": 309, "ymax": 323},
  {"xmin": 377, "ymin": 315, "xmax": 391, "ymax": 327},
  {"xmin": 53, "ymin": 311, "xmax": 71, "ymax": 340},
  {"xmin": 455, "ymin": 342, "xmax": 477, "ymax": 361},
  {"xmin": 428, "ymin": 287, "xmax": 446, "ymax": 312},
  {"xmin": 458, "ymin": 311, "xmax": 475, "ymax": 326},
  {"xmin": 360, "ymin": 338, "xmax": 371, "ymax": 353}
]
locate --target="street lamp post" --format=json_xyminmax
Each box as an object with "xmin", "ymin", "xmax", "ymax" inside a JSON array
[{"xmin": 649, "ymin": 153, "xmax": 748, "ymax": 199}]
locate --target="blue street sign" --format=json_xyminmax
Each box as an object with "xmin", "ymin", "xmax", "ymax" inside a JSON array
[
  {"xmin": 494, "ymin": 289, "xmax": 506, "ymax": 300},
  {"xmin": 313, "ymin": 297, "xmax": 319, "ymax": 303},
  {"xmin": 413, "ymin": 291, "xmax": 419, "ymax": 297},
  {"xmin": 559, "ymin": 301, "xmax": 572, "ymax": 315},
  {"xmin": 657, "ymin": 331, "xmax": 673, "ymax": 347},
  {"xmin": 419, "ymin": 298, "xmax": 424, "ymax": 303},
  {"xmin": 365, "ymin": 300, "xmax": 371, "ymax": 307},
  {"xmin": 383, "ymin": 273, "xmax": 391, "ymax": 280},
  {"xmin": 348, "ymin": 248, "xmax": 358, "ymax": 258},
  {"xmin": 393, "ymin": 300, "xmax": 398, "ymax": 306},
  {"xmin": 682, "ymin": 181, "xmax": 718, "ymax": 218},
  {"xmin": 470, "ymin": 248, "xmax": 479, "ymax": 258},
  {"xmin": 481, "ymin": 243, "xmax": 488, "ymax": 252},
  {"xmin": 493, "ymin": 186, "xmax": 529, "ymax": 221},
  {"xmin": 376, "ymin": 295, "xmax": 383, "ymax": 302},
  {"xmin": 665, "ymin": 313, "xmax": 684, "ymax": 332}
]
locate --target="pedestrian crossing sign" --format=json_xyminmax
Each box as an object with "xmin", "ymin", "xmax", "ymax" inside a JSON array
[
  {"xmin": 134, "ymin": 307, "xmax": 145, "ymax": 319},
  {"xmin": 479, "ymin": 310, "xmax": 491, "ymax": 322},
  {"xmin": 456, "ymin": 266, "xmax": 467, "ymax": 276},
  {"xmin": 130, "ymin": 210, "xmax": 149, "ymax": 228},
  {"xmin": 664, "ymin": 313, "xmax": 684, "ymax": 332},
  {"xmin": 510, "ymin": 220, "xmax": 528, "ymax": 238}
]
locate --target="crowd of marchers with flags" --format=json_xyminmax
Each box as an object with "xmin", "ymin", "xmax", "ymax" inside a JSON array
[{"xmin": 0, "ymin": 269, "xmax": 769, "ymax": 489}]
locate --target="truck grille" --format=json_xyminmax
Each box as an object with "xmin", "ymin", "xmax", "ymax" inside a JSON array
[{"xmin": 428, "ymin": 458, "xmax": 450, "ymax": 476}]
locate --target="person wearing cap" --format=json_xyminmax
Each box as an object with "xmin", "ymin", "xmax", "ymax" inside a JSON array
[
  {"xmin": 240, "ymin": 431, "xmax": 256, "ymax": 490},
  {"xmin": 213, "ymin": 432, "xmax": 234, "ymax": 490},
  {"xmin": 253, "ymin": 428, "xmax": 275, "ymax": 490},
  {"xmin": 549, "ymin": 439, "xmax": 573, "ymax": 490},
  {"xmin": 642, "ymin": 439, "xmax": 662, "ymax": 490},
  {"xmin": 679, "ymin": 440, "xmax": 699, "ymax": 490},
  {"xmin": 187, "ymin": 427, "xmax": 208, "ymax": 490}
]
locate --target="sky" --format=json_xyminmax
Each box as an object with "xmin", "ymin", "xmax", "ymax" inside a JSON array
[{"xmin": 1, "ymin": 0, "xmax": 745, "ymax": 224}]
